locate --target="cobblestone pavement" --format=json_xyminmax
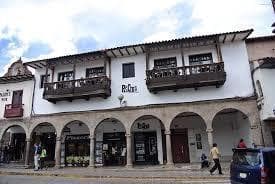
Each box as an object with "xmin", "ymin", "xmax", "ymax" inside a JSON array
[{"xmin": 0, "ymin": 175, "xmax": 230, "ymax": 184}]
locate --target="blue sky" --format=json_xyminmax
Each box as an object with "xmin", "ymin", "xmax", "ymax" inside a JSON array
[{"xmin": 0, "ymin": 0, "xmax": 274, "ymax": 75}]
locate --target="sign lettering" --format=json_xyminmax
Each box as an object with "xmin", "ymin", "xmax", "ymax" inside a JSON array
[
  {"xmin": 137, "ymin": 123, "xmax": 150, "ymax": 129},
  {"xmin": 122, "ymin": 84, "xmax": 138, "ymax": 93}
]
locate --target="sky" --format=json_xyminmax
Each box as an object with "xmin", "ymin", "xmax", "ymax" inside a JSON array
[{"xmin": 0, "ymin": 0, "xmax": 274, "ymax": 75}]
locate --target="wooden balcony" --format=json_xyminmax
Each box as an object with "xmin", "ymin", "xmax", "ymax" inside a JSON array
[
  {"xmin": 146, "ymin": 62, "xmax": 226, "ymax": 93},
  {"xmin": 43, "ymin": 76, "xmax": 111, "ymax": 103},
  {"xmin": 4, "ymin": 104, "xmax": 24, "ymax": 118}
]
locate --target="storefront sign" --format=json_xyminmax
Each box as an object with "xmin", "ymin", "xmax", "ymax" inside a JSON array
[
  {"xmin": 122, "ymin": 84, "xmax": 138, "ymax": 93},
  {"xmin": 137, "ymin": 123, "xmax": 150, "ymax": 129},
  {"xmin": 65, "ymin": 134, "xmax": 89, "ymax": 141},
  {"xmin": 0, "ymin": 90, "xmax": 11, "ymax": 102}
]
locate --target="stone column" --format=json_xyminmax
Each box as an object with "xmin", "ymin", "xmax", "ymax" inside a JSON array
[
  {"xmin": 206, "ymin": 129, "xmax": 213, "ymax": 149},
  {"xmin": 24, "ymin": 138, "xmax": 31, "ymax": 168},
  {"xmin": 89, "ymin": 136, "xmax": 95, "ymax": 167},
  {"xmin": 126, "ymin": 133, "xmax": 132, "ymax": 167},
  {"xmin": 55, "ymin": 137, "xmax": 61, "ymax": 168},
  {"xmin": 165, "ymin": 131, "xmax": 173, "ymax": 166}
]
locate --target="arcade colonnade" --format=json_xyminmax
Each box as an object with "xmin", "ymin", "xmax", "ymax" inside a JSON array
[{"xmin": 0, "ymin": 98, "xmax": 263, "ymax": 168}]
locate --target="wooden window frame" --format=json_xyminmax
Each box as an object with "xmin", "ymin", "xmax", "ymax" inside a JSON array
[
  {"xmin": 122, "ymin": 63, "xmax": 135, "ymax": 78},
  {"xmin": 154, "ymin": 57, "xmax": 177, "ymax": 69}
]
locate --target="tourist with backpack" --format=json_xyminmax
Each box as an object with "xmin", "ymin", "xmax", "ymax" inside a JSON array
[{"xmin": 34, "ymin": 142, "xmax": 41, "ymax": 171}]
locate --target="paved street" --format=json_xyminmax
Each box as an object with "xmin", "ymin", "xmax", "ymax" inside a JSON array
[{"xmin": 0, "ymin": 174, "xmax": 230, "ymax": 184}]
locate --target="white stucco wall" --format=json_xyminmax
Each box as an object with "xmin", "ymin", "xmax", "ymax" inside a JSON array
[
  {"xmin": 253, "ymin": 68, "xmax": 275, "ymax": 120},
  {"xmin": 32, "ymin": 41, "xmax": 253, "ymax": 114},
  {"xmin": 0, "ymin": 80, "xmax": 34, "ymax": 118}
]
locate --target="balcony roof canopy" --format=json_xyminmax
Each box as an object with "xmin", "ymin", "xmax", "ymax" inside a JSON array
[{"xmin": 25, "ymin": 29, "xmax": 253, "ymax": 69}]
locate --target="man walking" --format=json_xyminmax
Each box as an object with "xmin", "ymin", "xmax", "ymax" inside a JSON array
[
  {"xmin": 34, "ymin": 142, "xmax": 41, "ymax": 171},
  {"xmin": 209, "ymin": 143, "xmax": 223, "ymax": 175}
]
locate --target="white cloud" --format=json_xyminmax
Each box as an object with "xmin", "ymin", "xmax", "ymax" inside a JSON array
[
  {"xmin": 189, "ymin": 0, "xmax": 274, "ymax": 36},
  {"xmin": 0, "ymin": 0, "xmax": 273, "ymax": 76}
]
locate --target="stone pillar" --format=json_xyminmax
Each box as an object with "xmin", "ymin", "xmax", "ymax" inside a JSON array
[
  {"xmin": 89, "ymin": 136, "xmax": 95, "ymax": 167},
  {"xmin": 207, "ymin": 129, "xmax": 213, "ymax": 149},
  {"xmin": 165, "ymin": 131, "xmax": 173, "ymax": 166},
  {"xmin": 24, "ymin": 138, "xmax": 31, "ymax": 168},
  {"xmin": 55, "ymin": 137, "xmax": 61, "ymax": 168},
  {"xmin": 126, "ymin": 133, "xmax": 132, "ymax": 167}
]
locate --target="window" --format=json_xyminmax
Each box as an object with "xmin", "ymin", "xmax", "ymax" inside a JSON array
[
  {"xmin": 86, "ymin": 67, "xmax": 104, "ymax": 78},
  {"xmin": 40, "ymin": 75, "xmax": 50, "ymax": 88},
  {"xmin": 189, "ymin": 53, "xmax": 213, "ymax": 66},
  {"xmin": 122, "ymin": 63, "xmax": 135, "ymax": 78},
  {"xmin": 256, "ymin": 80, "xmax": 263, "ymax": 97},
  {"xmin": 154, "ymin": 57, "xmax": 177, "ymax": 69},
  {"xmin": 195, "ymin": 134, "xmax": 202, "ymax": 149},
  {"xmin": 58, "ymin": 71, "xmax": 74, "ymax": 81}
]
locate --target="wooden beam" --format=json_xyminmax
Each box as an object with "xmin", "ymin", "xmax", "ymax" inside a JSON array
[
  {"xmin": 40, "ymin": 62, "xmax": 46, "ymax": 67},
  {"xmin": 222, "ymin": 35, "xmax": 227, "ymax": 43},
  {"xmin": 45, "ymin": 63, "xmax": 49, "ymax": 83},
  {"xmin": 51, "ymin": 66, "xmax": 55, "ymax": 83},
  {"xmin": 140, "ymin": 46, "xmax": 145, "ymax": 53},
  {"xmin": 180, "ymin": 43, "xmax": 185, "ymax": 67},
  {"xmin": 132, "ymin": 47, "xmax": 138, "ymax": 55},
  {"xmin": 231, "ymin": 33, "xmax": 236, "ymax": 42},
  {"xmin": 215, "ymin": 37, "xmax": 223, "ymax": 62},
  {"xmin": 118, "ymin": 49, "xmax": 124, "ymax": 56},
  {"xmin": 34, "ymin": 63, "xmax": 43, "ymax": 69},
  {"xmin": 125, "ymin": 47, "xmax": 130, "ymax": 55},
  {"xmin": 110, "ymin": 50, "xmax": 117, "ymax": 57},
  {"xmin": 72, "ymin": 63, "xmax": 76, "ymax": 80},
  {"xmin": 145, "ymin": 46, "xmax": 150, "ymax": 70}
]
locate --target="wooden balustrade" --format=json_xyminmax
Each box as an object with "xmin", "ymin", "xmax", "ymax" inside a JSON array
[
  {"xmin": 146, "ymin": 62, "xmax": 226, "ymax": 92},
  {"xmin": 4, "ymin": 104, "xmax": 24, "ymax": 118},
  {"xmin": 43, "ymin": 76, "xmax": 111, "ymax": 102}
]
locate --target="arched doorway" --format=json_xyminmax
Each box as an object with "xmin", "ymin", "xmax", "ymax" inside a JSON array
[
  {"xmin": 212, "ymin": 108, "xmax": 251, "ymax": 161},
  {"xmin": 131, "ymin": 115, "xmax": 165, "ymax": 165},
  {"xmin": 170, "ymin": 112, "xmax": 207, "ymax": 163},
  {"xmin": 61, "ymin": 121, "xmax": 90, "ymax": 167},
  {"xmin": 94, "ymin": 118, "xmax": 126, "ymax": 167},
  {"xmin": 30, "ymin": 122, "xmax": 56, "ymax": 167},
  {"xmin": 1, "ymin": 125, "xmax": 26, "ymax": 163}
]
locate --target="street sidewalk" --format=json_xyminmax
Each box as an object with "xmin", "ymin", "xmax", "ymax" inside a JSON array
[{"xmin": 0, "ymin": 164, "xmax": 229, "ymax": 180}]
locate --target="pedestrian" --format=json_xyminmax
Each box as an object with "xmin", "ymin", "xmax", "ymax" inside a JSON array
[
  {"xmin": 40, "ymin": 146, "xmax": 47, "ymax": 170},
  {"xmin": 237, "ymin": 139, "xmax": 247, "ymax": 148},
  {"xmin": 209, "ymin": 143, "xmax": 223, "ymax": 175},
  {"xmin": 201, "ymin": 153, "xmax": 209, "ymax": 169},
  {"xmin": 34, "ymin": 142, "xmax": 41, "ymax": 171}
]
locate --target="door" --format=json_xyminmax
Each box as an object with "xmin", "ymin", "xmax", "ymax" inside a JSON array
[
  {"xmin": 134, "ymin": 132, "xmax": 158, "ymax": 165},
  {"xmin": 12, "ymin": 90, "xmax": 23, "ymax": 107},
  {"xmin": 171, "ymin": 129, "xmax": 190, "ymax": 163}
]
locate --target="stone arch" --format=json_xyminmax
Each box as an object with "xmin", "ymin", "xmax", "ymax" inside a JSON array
[
  {"xmin": 169, "ymin": 112, "xmax": 208, "ymax": 163},
  {"xmin": 131, "ymin": 115, "xmax": 165, "ymax": 165},
  {"xmin": 93, "ymin": 117, "xmax": 126, "ymax": 135},
  {"xmin": 0, "ymin": 124, "xmax": 27, "ymax": 162},
  {"xmin": 169, "ymin": 112, "xmax": 207, "ymax": 130},
  {"xmin": 61, "ymin": 120, "xmax": 91, "ymax": 136},
  {"xmin": 211, "ymin": 108, "xmax": 252, "ymax": 161},
  {"xmin": 0, "ymin": 122, "xmax": 28, "ymax": 141},
  {"xmin": 29, "ymin": 122, "xmax": 58, "ymax": 138},
  {"xmin": 94, "ymin": 117, "xmax": 127, "ymax": 166}
]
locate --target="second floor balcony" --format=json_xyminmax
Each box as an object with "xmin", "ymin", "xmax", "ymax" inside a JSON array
[
  {"xmin": 4, "ymin": 104, "xmax": 24, "ymax": 118},
  {"xmin": 43, "ymin": 76, "xmax": 111, "ymax": 103},
  {"xmin": 146, "ymin": 62, "xmax": 226, "ymax": 93}
]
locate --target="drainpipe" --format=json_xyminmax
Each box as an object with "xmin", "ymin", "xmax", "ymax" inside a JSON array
[{"xmin": 250, "ymin": 62, "xmax": 265, "ymax": 146}]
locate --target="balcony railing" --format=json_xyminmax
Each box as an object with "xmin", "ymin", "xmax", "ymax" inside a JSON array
[
  {"xmin": 4, "ymin": 104, "xmax": 24, "ymax": 118},
  {"xmin": 146, "ymin": 62, "xmax": 226, "ymax": 92},
  {"xmin": 43, "ymin": 76, "xmax": 111, "ymax": 102}
]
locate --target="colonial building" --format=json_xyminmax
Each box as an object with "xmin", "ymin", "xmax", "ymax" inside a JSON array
[
  {"xmin": 0, "ymin": 59, "xmax": 34, "ymax": 165},
  {"xmin": 0, "ymin": 29, "xmax": 263, "ymax": 168},
  {"xmin": 246, "ymin": 35, "xmax": 275, "ymax": 147}
]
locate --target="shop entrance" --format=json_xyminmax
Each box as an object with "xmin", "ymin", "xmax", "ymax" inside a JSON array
[
  {"xmin": 65, "ymin": 134, "xmax": 90, "ymax": 167},
  {"xmin": 102, "ymin": 132, "xmax": 126, "ymax": 166},
  {"xmin": 134, "ymin": 131, "xmax": 158, "ymax": 165},
  {"xmin": 171, "ymin": 129, "xmax": 190, "ymax": 163}
]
